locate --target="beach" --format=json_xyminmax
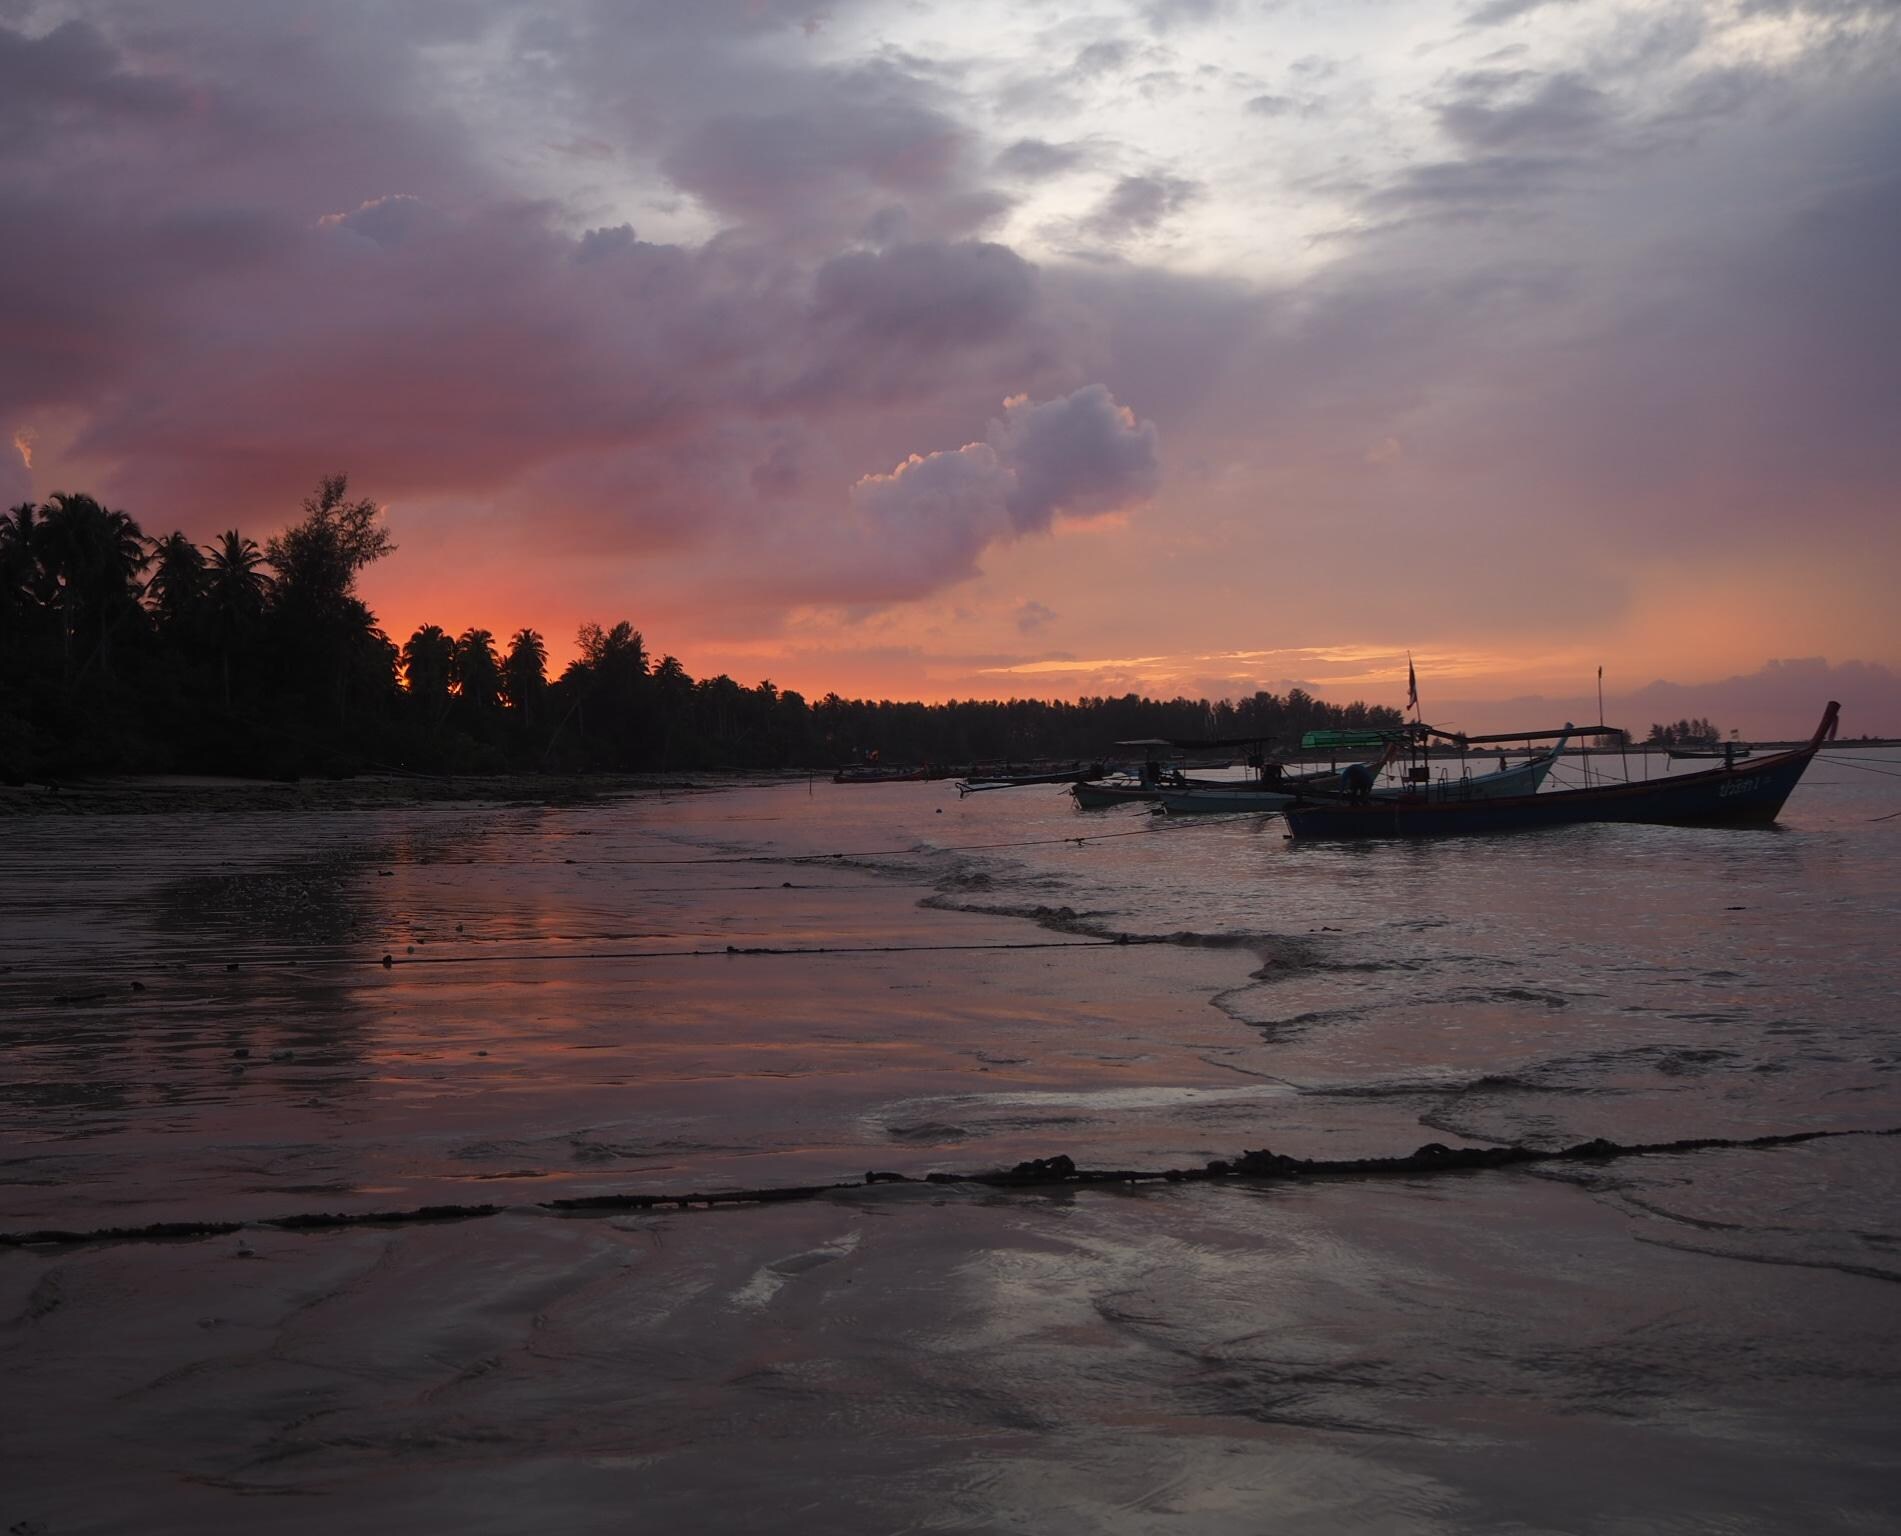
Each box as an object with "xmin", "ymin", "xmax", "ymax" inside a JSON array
[{"xmin": 3, "ymin": 768, "xmax": 1899, "ymax": 1532}]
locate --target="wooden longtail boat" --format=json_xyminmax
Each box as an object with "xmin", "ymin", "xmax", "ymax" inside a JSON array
[
  {"xmin": 957, "ymin": 763, "xmax": 1108, "ymax": 795},
  {"xmin": 1667, "ymin": 744, "xmax": 1753, "ymax": 761},
  {"xmin": 1073, "ymin": 755, "xmax": 1388, "ymax": 809},
  {"xmin": 1071, "ymin": 777, "xmax": 1181, "ymax": 808},
  {"xmin": 1281, "ymin": 703, "xmax": 1838, "ymax": 839},
  {"xmin": 1158, "ymin": 731, "xmax": 1569, "ymax": 814},
  {"xmin": 832, "ymin": 766, "xmax": 939, "ymax": 784}
]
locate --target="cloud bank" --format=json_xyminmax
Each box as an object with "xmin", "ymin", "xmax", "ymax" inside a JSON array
[{"xmin": 0, "ymin": 0, "xmax": 1895, "ymax": 708}]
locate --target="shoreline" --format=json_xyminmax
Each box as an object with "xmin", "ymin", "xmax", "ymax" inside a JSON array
[
  {"xmin": 7, "ymin": 733, "xmax": 1895, "ymax": 816},
  {"xmin": 0, "ymin": 769, "xmax": 820, "ymax": 817}
]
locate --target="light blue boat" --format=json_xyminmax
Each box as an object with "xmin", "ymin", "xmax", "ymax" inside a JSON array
[{"xmin": 1157, "ymin": 728, "xmax": 1573, "ymax": 814}]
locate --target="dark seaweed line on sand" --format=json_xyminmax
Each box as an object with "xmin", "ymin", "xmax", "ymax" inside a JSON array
[{"xmin": 5, "ymin": 1127, "xmax": 1895, "ymax": 1250}]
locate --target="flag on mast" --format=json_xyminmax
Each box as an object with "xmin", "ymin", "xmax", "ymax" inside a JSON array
[{"xmin": 1406, "ymin": 653, "xmax": 1418, "ymax": 712}]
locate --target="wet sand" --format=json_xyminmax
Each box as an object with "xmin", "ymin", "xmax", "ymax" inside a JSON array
[
  {"xmin": 6, "ymin": 1154, "xmax": 1896, "ymax": 1535},
  {"xmin": 3, "ymin": 780, "xmax": 1898, "ymax": 1532}
]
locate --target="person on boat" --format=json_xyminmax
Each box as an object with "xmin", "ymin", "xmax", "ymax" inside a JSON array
[{"xmin": 1341, "ymin": 761, "xmax": 1375, "ymax": 802}]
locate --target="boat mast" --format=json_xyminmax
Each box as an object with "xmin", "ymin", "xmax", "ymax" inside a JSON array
[{"xmin": 1406, "ymin": 651, "xmax": 1430, "ymax": 788}]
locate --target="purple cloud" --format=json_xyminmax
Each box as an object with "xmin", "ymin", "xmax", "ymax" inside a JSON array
[
  {"xmin": 1084, "ymin": 173, "xmax": 1202, "ymax": 240},
  {"xmin": 992, "ymin": 384, "xmax": 1162, "ymax": 532},
  {"xmin": 1015, "ymin": 599, "xmax": 1058, "ymax": 634},
  {"xmin": 844, "ymin": 386, "xmax": 1161, "ymax": 596},
  {"xmin": 0, "ymin": 0, "xmax": 1894, "ymax": 696}
]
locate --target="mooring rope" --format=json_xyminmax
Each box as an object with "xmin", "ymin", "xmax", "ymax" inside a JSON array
[
  {"xmin": 5, "ymin": 1125, "xmax": 1893, "ymax": 1250},
  {"xmin": 1824, "ymin": 757, "xmax": 1901, "ymax": 780},
  {"xmin": 532, "ymin": 822, "xmax": 1176, "ymax": 866}
]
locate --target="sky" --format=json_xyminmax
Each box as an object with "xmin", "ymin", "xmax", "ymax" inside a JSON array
[{"xmin": 3, "ymin": 0, "xmax": 1898, "ymax": 736}]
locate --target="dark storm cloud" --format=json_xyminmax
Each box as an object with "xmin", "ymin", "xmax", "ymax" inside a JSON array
[
  {"xmin": 1364, "ymin": 154, "xmax": 1575, "ymax": 218},
  {"xmin": 810, "ymin": 242, "xmax": 1038, "ymax": 355},
  {"xmin": 1438, "ymin": 71, "xmax": 1612, "ymax": 151},
  {"xmin": 1084, "ymin": 173, "xmax": 1202, "ymax": 240},
  {"xmin": 662, "ymin": 88, "xmax": 973, "ymax": 239},
  {"xmin": 1365, "ymin": 66, "xmax": 1639, "ymax": 224},
  {"xmin": 1466, "ymin": 0, "xmax": 1581, "ymax": 26},
  {"xmin": 994, "ymin": 137, "xmax": 1090, "ymax": 179},
  {"xmin": 0, "ymin": 18, "xmax": 186, "ymax": 145},
  {"xmin": 2, "ymin": 0, "xmax": 1898, "ymax": 642},
  {"xmin": 784, "ymin": 240, "xmax": 1046, "ymax": 410},
  {"xmin": 0, "ymin": 5, "xmax": 1040, "ymax": 582}
]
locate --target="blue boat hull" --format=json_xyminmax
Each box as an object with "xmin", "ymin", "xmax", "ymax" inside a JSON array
[{"xmin": 1282, "ymin": 705, "xmax": 1837, "ymax": 840}]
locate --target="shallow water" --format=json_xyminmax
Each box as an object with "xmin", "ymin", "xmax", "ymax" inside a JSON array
[{"xmin": 3, "ymin": 751, "xmax": 1899, "ymax": 1532}]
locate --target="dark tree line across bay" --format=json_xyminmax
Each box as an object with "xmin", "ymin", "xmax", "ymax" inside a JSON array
[
  {"xmin": 1644, "ymin": 718, "xmax": 1727, "ymax": 748},
  {"xmin": 1, "ymin": 478, "xmax": 1404, "ymax": 781}
]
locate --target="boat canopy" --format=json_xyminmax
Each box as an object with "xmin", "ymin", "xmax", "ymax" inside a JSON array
[
  {"xmin": 1420, "ymin": 724, "xmax": 1624, "ymax": 746},
  {"xmin": 1300, "ymin": 729, "xmax": 1399, "ymax": 749},
  {"xmin": 1117, "ymin": 734, "xmax": 1290, "ymax": 751},
  {"xmin": 1303, "ymin": 722, "xmax": 1624, "ymax": 750}
]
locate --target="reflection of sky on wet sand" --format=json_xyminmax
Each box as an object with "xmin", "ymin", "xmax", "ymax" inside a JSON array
[
  {"xmin": 4, "ymin": 768, "xmax": 1900, "ymax": 1239},
  {"xmin": 0, "ymin": 795, "xmax": 1296, "ymax": 1228},
  {"xmin": 4, "ymin": 775, "xmax": 1900, "ymax": 1532},
  {"xmin": 5, "ymin": 1161, "xmax": 1897, "ymax": 1534}
]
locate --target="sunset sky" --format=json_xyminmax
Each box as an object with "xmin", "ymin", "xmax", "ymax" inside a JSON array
[{"xmin": 4, "ymin": 0, "xmax": 1897, "ymax": 735}]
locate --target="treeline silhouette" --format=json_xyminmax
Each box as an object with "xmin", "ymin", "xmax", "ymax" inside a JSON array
[
  {"xmin": 1645, "ymin": 718, "xmax": 1726, "ymax": 747},
  {"xmin": 1, "ymin": 479, "xmax": 1403, "ymax": 781}
]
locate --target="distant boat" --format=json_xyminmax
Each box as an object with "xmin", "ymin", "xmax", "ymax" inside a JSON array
[
  {"xmin": 1667, "ymin": 742, "xmax": 1753, "ymax": 762},
  {"xmin": 1282, "ymin": 703, "xmax": 1838, "ymax": 839},
  {"xmin": 1073, "ymin": 754, "xmax": 1388, "ymax": 809},
  {"xmin": 1158, "ymin": 730, "xmax": 1571, "ymax": 814},
  {"xmin": 832, "ymin": 765, "xmax": 939, "ymax": 784},
  {"xmin": 1071, "ymin": 776, "xmax": 1178, "ymax": 808},
  {"xmin": 956, "ymin": 763, "xmax": 1107, "ymax": 795}
]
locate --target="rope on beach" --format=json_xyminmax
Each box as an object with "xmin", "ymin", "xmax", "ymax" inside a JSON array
[
  {"xmin": 1823, "ymin": 756, "xmax": 1901, "ymax": 780},
  {"xmin": 603, "ymin": 821, "xmax": 1182, "ymax": 866},
  {"xmin": 5, "ymin": 938, "xmax": 1150, "ymax": 997},
  {"xmin": 368, "ymin": 937, "xmax": 1130, "ymax": 969},
  {"xmin": 6, "ymin": 1125, "xmax": 1895, "ymax": 1250}
]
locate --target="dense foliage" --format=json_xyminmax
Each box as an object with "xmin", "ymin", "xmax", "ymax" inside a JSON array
[
  {"xmin": 1645, "ymin": 717, "xmax": 1725, "ymax": 747},
  {"xmin": 1, "ymin": 482, "xmax": 1403, "ymax": 781}
]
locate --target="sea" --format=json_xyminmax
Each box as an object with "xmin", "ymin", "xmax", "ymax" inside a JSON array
[{"xmin": 2, "ymin": 748, "xmax": 1898, "ymax": 1533}]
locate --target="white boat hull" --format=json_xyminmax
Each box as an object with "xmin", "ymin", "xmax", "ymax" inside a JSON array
[{"xmin": 1158, "ymin": 737, "xmax": 1568, "ymax": 815}]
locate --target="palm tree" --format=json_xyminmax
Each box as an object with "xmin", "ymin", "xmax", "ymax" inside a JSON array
[
  {"xmin": 0, "ymin": 502, "xmax": 46, "ymax": 652},
  {"xmin": 38, "ymin": 493, "xmax": 148, "ymax": 681},
  {"xmin": 567, "ymin": 620, "xmax": 650, "ymax": 764},
  {"xmin": 401, "ymin": 624, "xmax": 455, "ymax": 724},
  {"xmin": 502, "ymin": 628, "xmax": 547, "ymax": 714},
  {"xmin": 646, "ymin": 654, "xmax": 697, "ymax": 764},
  {"xmin": 145, "ymin": 531, "xmax": 206, "ymax": 642},
  {"xmin": 203, "ymin": 530, "xmax": 272, "ymax": 707},
  {"xmin": 452, "ymin": 627, "xmax": 501, "ymax": 712},
  {"xmin": 576, "ymin": 620, "xmax": 648, "ymax": 677}
]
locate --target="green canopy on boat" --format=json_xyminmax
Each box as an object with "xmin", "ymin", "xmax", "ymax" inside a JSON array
[{"xmin": 1301, "ymin": 729, "xmax": 1395, "ymax": 749}]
